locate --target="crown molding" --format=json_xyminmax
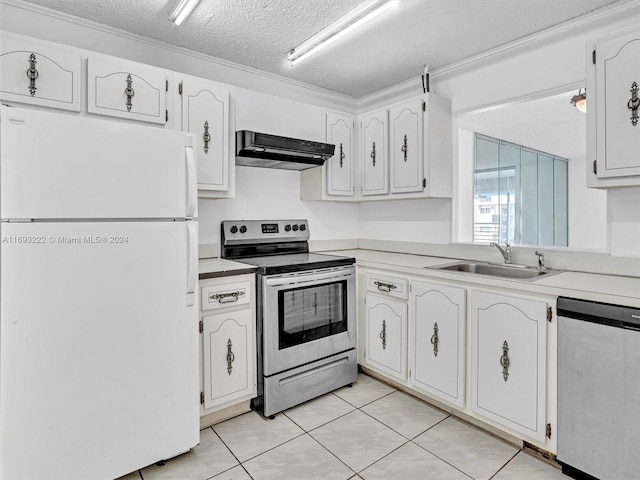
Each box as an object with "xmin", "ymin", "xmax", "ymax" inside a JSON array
[
  {"xmin": 356, "ymin": 0, "xmax": 640, "ymax": 109},
  {"xmin": 0, "ymin": 0, "xmax": 359, "ymax": 110}
]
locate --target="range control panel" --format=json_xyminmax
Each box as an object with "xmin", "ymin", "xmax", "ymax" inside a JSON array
[{"xmin": 221, "ymin": 219, "xmax": 310, "ymax": 245}]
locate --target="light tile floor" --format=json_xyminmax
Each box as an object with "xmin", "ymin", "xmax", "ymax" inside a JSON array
[{"xmin": 119, "ymin": 374, "xmax": 567, "ymax": 480}]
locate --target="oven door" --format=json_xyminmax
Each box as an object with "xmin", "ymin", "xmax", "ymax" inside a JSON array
[{"xmin": 262, "ymin": 265, "xmax": 356, "ymax": 376}]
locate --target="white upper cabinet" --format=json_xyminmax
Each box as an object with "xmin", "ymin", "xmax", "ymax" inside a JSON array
[
  {"xmin": 360, "ymin": 109, "xmax": 389, "ymax": 196},
  {"xmin": 389, "ymin": 99, "xmax": 423, "ymax": 194},
  {"xmin": 176, "ymin": 73, "xmax": 230, "ymax": 193},
  {"xmin": 587, "ymin": 25, "xmax": 640, "ymax": 187},
  {"xmin": 595, "ymin": 27, "xmax": 640, "ymax": 179},
  {"xmin": 363, "ymin": 93, "xmax": 451, "ymax": 200},
  {"xmin": 325, "ymin": 110, "xmax": 356, "ymax": 196},
  {"xmin": 0, "ymin": 35, "xmax": 81, "ymax": 112},
  {"xmin": 87, "ymin": 53, "xmax": 169, "ymax": 125}
]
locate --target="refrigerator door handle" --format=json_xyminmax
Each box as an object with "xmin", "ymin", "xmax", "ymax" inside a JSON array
[
  {"xmin": 185, "ymin": 145, "xmax": 196, "ymax": 218},
  {"xmin": 186, "ymin": 221, "xmax": 197, "ymax": 306}
]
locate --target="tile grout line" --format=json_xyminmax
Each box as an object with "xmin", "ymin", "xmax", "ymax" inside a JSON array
[
  {"xmin": 407, "ymin": 437, "xmax": 476, "ymax": 480},
  {"xmin": 305, "ymin": 431, "xmax": 358, "ymax": 478},
  {"xmin": 357, "ymin": 394, "xmax": 452, "ymax": 441},
  {"xmin": 487, "ymin": 448, "xmax": 522, "ymax": 480},
  {"xmin": 350, "ymin": 396, "xmax": 468, "ymax": 477},
  {"xmin": 210, "ymin": 424, "xmax": 257, "ymax": 479}
]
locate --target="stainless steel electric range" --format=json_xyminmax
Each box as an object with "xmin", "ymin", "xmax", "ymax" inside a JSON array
[{"xmin": 221, "ymin": 219, "xmax": 357, "ymax": 417}]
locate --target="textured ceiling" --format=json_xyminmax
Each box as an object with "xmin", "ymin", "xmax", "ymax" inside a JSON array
[{"xmin": 18, "ymin": 0, "xmax": 622, "ymax": 98}]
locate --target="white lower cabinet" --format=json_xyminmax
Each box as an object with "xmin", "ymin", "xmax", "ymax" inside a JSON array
[
  {"xmin": 364, "ymin": 294, "xmax": 408, "ymax": 379},
  {"xmin": 358, "ymin": 267, "xmax": 556, "ymax": 451},
  {"xmin": 410, "ymin": 280, "xmax": 466, "ymax": 407},
  {"xmin": 200, "ymin": 275, "xmax": 256, "ymax": 413},
  {"xmin": 470, "ymin": 290, "xmax": 548, "ymax": 441}
]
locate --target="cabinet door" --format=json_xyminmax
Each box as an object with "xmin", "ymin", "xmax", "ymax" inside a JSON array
[
  {"xmin": 87, "ymin": 54, "xmax": 169, "ymax": 125},
  {"xmin": 326, "ymin": 110, "xmax": 355, "ymax": 196},
  {"xmin": 411, "ymin": 281, "xmax": 465, "ymax": 407},
  {"xmin": 365, "ymin": 294, "xmax": 407, "ymax": 379},
  {"xmin": 178, "ymin": 74, "xmax": 229, "ymax": 192},
  {"xmin": 471, "ymin": 291, "xmax": 547, "ymax": 441},
  {"xmin": 0, "ymin": 36, "xmax": 81, "ymax": 111},
  {"xmin": 389, "ymin": 99, "xmax": 423, "ymax": 194},
  {"xmin": 202, "ymin": 308, "xmax": 254, "ymax": 410},
  {"xmin": 361, "ymin": 110, "xmax": 389, "ymax": 195},
  {"xmin": 595, "ymin": 29, "xmax": 640, "ymax": 178}
]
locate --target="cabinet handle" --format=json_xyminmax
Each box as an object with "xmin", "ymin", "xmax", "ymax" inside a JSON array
[
  {"xmin": 499, "ymin": 340, "xmax": 510, "ymax": 381},
  {"xmin": 370, "ymin": 141, "xmax": 376, "ymax": 167},
  {"xmin": 226, "ymin": 339, "xmax": 235, "ymax": 375},
  {"xmin": 312, "ymin": 291, "xmax": 318, "ymax": 315},
  {"xmin": 26, "ymin": 53, "xmax": 39, "ymax": 96},
  {"xmin": 203, "ymin": 121, "xmax": 211, "ymax": 153},
  {"xmin": 374, "ymin": 281, "xmax": 397, "ymax": 293},
  {"xmin": 208, "ymin": 291, "xmax": 243, "ymax": 304},
  {"xmin": 401, "ymin": 134, "xmax": 408, "ymax": 161},
  {"xmin": 628, "ymin": 81, "xmax": 639, "ymax": 127},
  {"xmin": 339, "ymin": 143, "xmax": 345, "ymax": 168},
  {"xmin": 430, "ymin": 322, "xmax": 439, "ymax": 357},
  {"xmin": 380, "ymin": 320, "xmax": 387, "ymax": 350},
  {"xmin": 124, "ymin": 74, "xmax": 135, "ymax": 112}
]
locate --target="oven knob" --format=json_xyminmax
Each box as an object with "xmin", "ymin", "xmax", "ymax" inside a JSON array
[
  {"xmin": 299, "ymin": 224, "xmax": 306, "ymax": 231},
  {"xmin": 284, "ymin": 224, "xmax": 291, "ymax": 232},
  {"xmin": 239, "ymin": 225, "xmax": 247, "ymax": 234},
  {"xmin": 230, "ymin": 225, "xmax": 238, "ymax": 234},
  {"xmin": 292, "ymin": 224, "xmax": 299, "ymax": 231}
]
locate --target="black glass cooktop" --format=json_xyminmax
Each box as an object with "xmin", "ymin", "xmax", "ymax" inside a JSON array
[{"xmin": 237, "ymin": 252, "xmax": 355, "ymax": 275}]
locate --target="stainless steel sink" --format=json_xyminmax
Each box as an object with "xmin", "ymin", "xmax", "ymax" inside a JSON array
[{"xmin": 428, "ymin": 261, "xmax": 560, "ymax": 281}]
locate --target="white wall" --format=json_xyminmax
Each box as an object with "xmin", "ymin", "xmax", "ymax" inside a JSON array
[
  {"xmin": 455, "ymin": 128, "xmax": 475, "ymax": 243},
  {"xmin": 568, "ymin": 156, "xmax": 608, "ymax": 251},
  {"xmin": 608, "ymin": 187, "xmax": 640, "ymax": 257},
  {"xmin": 357, "ymin": 198, "xmax": 452, "ymax": 244},
  {"xmin": 198, "ymin": 167, "xmax": 359, "ymax": 247}
]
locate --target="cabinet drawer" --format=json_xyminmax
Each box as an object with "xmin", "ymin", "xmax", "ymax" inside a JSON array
[
  {"xmin": 201, "ymin": 281, "xmax": 251, "ymax": 311},
  {"xmin": 366, "ymin": 273, "xmax": 408, "ymax": 299}
]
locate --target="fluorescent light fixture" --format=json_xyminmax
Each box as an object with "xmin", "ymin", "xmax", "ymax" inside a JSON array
[
  {"xmin": 288, "ymin": 0, "xmax": 396, "ymax": 66},
  {"xmin": 169, "ymin": 0, "xmax": 201, "ymax": 26}
]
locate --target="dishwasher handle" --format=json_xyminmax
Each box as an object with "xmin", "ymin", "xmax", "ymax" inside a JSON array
[{"xmin": 557, "ymin": 297, "xmax": 640, "ymax": 330}]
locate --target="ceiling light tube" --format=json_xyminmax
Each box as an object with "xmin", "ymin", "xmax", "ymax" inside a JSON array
[
  {"xmin": 288, "ymin": 0, "xmax": 396, "ymax": 66},
  {"xmin": 169, "ymin": 0, "xmax": 201, "ymax": 26}
]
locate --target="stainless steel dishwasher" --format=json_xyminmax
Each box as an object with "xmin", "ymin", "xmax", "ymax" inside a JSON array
[{"xmin": 557, "ymin": 297, "xmax": 640, "ymax": 480}]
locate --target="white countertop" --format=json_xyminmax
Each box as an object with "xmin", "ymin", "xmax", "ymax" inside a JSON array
[
  {"xmin": 322, "ymin": 249, "xmax": 640, "ymax": 308},
  {"xmin": 198, "ymin": 248, "xmax": 640, "ymax": 307},
  {"xmin": 198, "ymin": 258, "xmax": 257, "ymax": 278}
]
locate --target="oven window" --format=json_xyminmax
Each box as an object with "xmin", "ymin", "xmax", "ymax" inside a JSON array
[{"xmin": 278, "ymin": 280, "xmax": 348, "ymax": 349}]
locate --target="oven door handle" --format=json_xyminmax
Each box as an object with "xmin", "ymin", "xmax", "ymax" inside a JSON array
[{"xmin": 264, "ymin": 268, "xmax": 354, "ymax": 287}]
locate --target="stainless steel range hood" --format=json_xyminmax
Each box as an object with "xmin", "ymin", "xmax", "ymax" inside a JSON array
[{"xmin": 235, "ymin": 130, "xmax": 335, "ymax": 171}]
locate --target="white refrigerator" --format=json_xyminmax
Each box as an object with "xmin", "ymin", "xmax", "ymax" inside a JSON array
[{"xmin": 0, "ymin": 107, "xmax": 200, "ymax": 479}]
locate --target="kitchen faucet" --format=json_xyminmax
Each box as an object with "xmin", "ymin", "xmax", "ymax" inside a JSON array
[
  {"xmin": 535, "ymin": 250, "xmax": 546, "ymax": 272},
  {"xmin": 490, "ymin": 242, "xmax": 512, "ymax": 264}
]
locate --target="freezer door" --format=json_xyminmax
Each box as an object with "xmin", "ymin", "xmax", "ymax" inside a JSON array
[
  {"xmin": 0, "ymin": 107, "xmax": 197, "ymax": 220},
  {"xmin": 0, "ymin": 221, "xmax": 199, "ymax": 480}
]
